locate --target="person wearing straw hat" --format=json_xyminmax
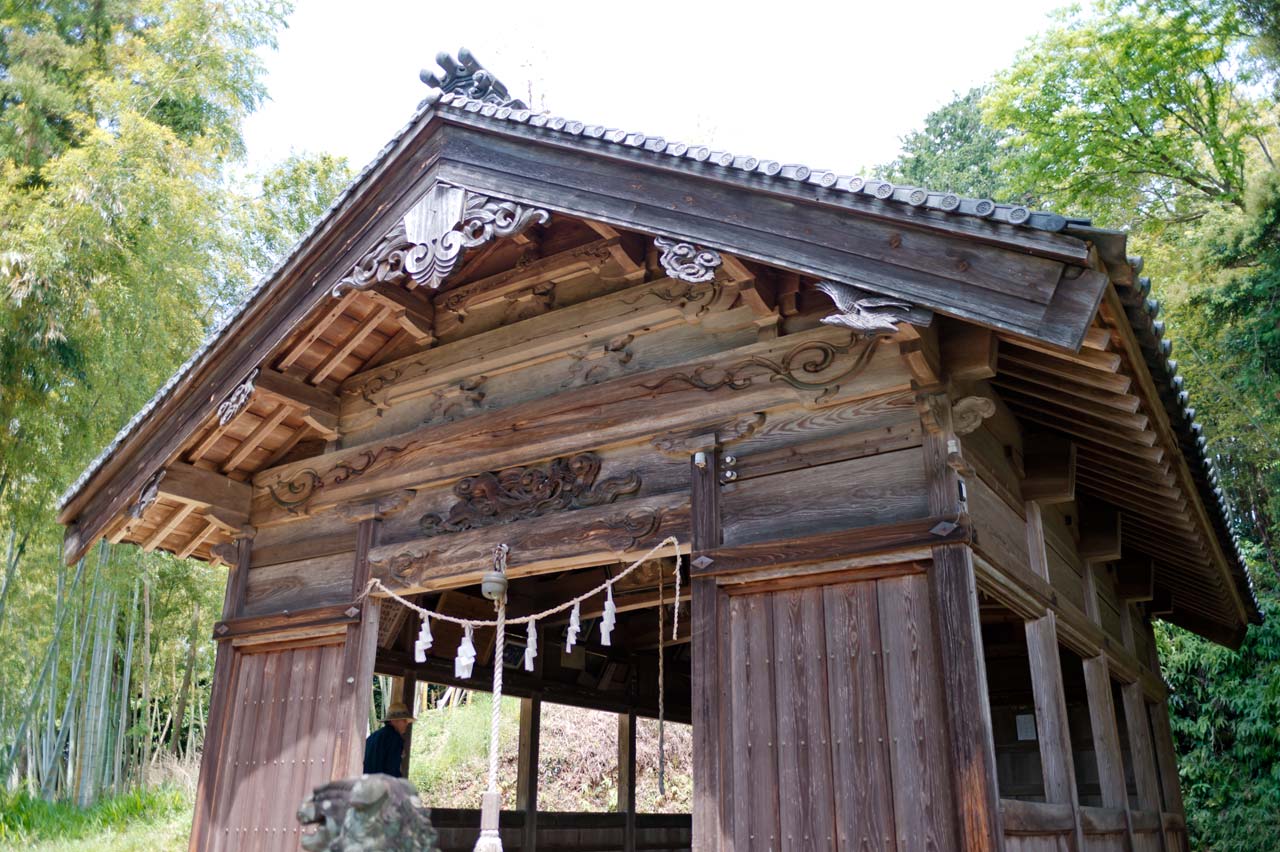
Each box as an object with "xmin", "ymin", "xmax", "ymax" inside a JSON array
[{"xmin": 363, "ymin": 701, "xmax": 415, "ymax": 777}]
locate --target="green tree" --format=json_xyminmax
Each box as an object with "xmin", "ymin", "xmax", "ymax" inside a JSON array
[
  {"xmin": 985, "ymin": 0, "xmax": 1275, "ymax": 225},
  {"xmin": 879, "ymin": 88, "xmax": 1024, "ymax": 201}
]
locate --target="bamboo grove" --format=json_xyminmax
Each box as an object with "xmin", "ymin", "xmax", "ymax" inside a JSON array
[{"xmin": 0, "ymin": 0, "xmax": 351, "ymax": 811}]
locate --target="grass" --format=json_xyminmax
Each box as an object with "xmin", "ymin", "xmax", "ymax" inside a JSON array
[{"xmin": 0, "ymin": 786, "xmax": 191, "ymax": 851}]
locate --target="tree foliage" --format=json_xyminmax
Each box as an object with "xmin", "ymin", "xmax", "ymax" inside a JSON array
[
  {"xmin": 879, "ymin": 88, "xmax": 1024, "ymax": 200},
  {"xmin": 0, "ymin": 0, "xmax": 354, "ymax": 808},
  {"xmin": 985, "ymin": 0, "xmax": 1276, "ymax": 225}
]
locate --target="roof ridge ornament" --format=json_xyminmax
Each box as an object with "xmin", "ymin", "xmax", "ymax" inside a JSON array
[{"xmin": 420, "ymin": 48, "xmax": 527, "ymax": 110}]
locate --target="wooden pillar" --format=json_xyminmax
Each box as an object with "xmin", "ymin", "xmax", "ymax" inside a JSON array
[
  {"xmin": 1121, "ymin": 683, "xmax": 1163, "ymax": 812},
  {"xmin": 1148, "ymin": 701, "xmax": 1185, "ymax": 815},
  {"xmin": 189, "ymin": 536, "xmax": 251, "ymax": 852},
  {"xmin": 690, "ymin": 446, "xmax": 725, "ymax": 852},
  {"xmin": 517, "ymin": 696, "xmax": 541, "ymax": 851},
  {"xmin": 920, "ymin": 392, "xmax": 1003, "ymax": 852},
  {"xmin": 392, "ymin": 674, "xmax": 417, "ymax": 779},
  {"xmin": 1024, "ymin": 498, "xmax": 1084, "ymax": 849},
  {"xmin": 332, "ymin": 518, "xmax": 381, "ymax": 776},
  {"xmin": 619, "ymin": 710, "xmax": 637, "ymax": 852},
  {"xmin": 1082, "ymin": 657, "xmax": 1128, "ymax": 810}
]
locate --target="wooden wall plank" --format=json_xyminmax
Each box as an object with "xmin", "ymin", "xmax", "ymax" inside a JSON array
[
  {"xmin": 877, "ymin": 573, "xmax": 958, "ymax": 850},
  {"xmin": 823, "ymin": 581, "xmax": 897, "ymax": 851},
  {"xmin": 772, "ymin": 588, "xmax": 837, "ymax": 851},
  {"xmin": 727, "ymin": 593, "xmax": 781, "ymax": 850}
]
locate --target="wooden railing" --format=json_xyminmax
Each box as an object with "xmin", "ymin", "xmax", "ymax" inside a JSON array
[{"xmin": 1001, "ymin": 799, "xmax": 1189, "ymax": 852}]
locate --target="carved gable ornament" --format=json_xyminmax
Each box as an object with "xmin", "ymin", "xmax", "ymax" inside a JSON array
[{"xmin": 334, "ymin": 184, "xmax": 550, "ymax": 296}]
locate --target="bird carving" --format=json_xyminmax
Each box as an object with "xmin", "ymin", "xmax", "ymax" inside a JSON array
[{"xmin": 815, "ymin": 281, "xmax": 913, "ymax": 336}]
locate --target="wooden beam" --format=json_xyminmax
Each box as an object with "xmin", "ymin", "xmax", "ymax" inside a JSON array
[
  {"xmin": 1121, "ymin": 682, "xmax": 1163, "ymax": 812},
  {"xmin": 367, "ymin": 283, "xmax": 436, "ymax": 344},
  {"xmin": 690, "ymin": 447, "xmax": 725, "ymax": 852},
  {"xmin": 255, "ymin": 369, "xmax": 341, "ymax": 438},
  {"xmin": 1024, "ymin": 613, "xmax": 1086, "ymax": 849},
  {"xmin": 690, "ymin": 515, "xmax": 968, "ymax": 577},
  {"xmin": 1078, "ymin": 499, "xmax": 1123, "ymax": 563},
  {"xmin": 1082, "ymin": 656, "xmax": 1129, "ymax": 809},
  {"xmin": 943, "ymin": 322, "xmax": 998, "ymax": 380},
  {"xmin": 176, "ymin": 521, "xmax": 218, "ymax": 560},
  {"xmin": 920, "ymin": 393, "xmax": 1003, "ymax": 852},
  {"xmin": 1000, "ymin": 346, "xmax": 1131, "ymax": 395},
  {"xmin": 1022, "ymin": 434, "xmax": 1076, "ymax": 505},
  {"xmin": 277, "ymin": 290, "xmax": 359, "ymax": 370},
  {"xmin": 1116, "ymin": 560, "xmax": 1156, "ymax": 602}
]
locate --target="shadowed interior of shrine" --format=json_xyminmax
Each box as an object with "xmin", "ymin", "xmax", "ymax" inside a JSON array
[{"xmin": 373, "ymin": 558, "xmax": 693, "ymax": 852}]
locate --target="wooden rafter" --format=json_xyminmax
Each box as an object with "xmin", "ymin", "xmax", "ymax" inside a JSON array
[
  {"xmin": 277, "ymin": 290, "xmax": 359, "ymax": 371},
  {"xmin": 177, "ymin": 520, "xmax": 218, "ymax": 559},
  {"xmin": 309, "ymin": 304, "xmax": 393, "ymax": 384},
  {"xmin": 221, "ymin": 404, "xmax": 292, "ymax": 473},
  {"xmin": 142, "ymin": 503, "xmax": 196, "ymax": 552}
]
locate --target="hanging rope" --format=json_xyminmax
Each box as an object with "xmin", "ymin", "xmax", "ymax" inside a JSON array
[
  {"xmin": 361, "ymin": 535, "xmax": 686, "ymax": 848},
  {"xmin": 657, "ymin": 558, "xmax": 666, "ymax": 797}
]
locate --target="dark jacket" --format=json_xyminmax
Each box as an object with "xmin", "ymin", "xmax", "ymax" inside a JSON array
[{"xmin": 363, "ymin": 723, "xmax": 404, "ymax": 777}]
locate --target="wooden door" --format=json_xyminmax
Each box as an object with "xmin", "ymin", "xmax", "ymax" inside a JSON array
[
  {"xmin": 191, "ymin": 640, "xmax": 358, "ymax": 852},
  {"xmin": 695, "ymin": 571, "xmax": 958, "ymax": 851}
]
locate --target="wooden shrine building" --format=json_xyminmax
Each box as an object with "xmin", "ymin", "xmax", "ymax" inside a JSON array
[{"xmin": 58, "ymin": 50, "xmax": 1260, "ymax": 852}]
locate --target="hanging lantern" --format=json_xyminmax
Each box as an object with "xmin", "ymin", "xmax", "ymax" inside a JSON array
[
  {"xmin": 566, "ymin": 601, "xmax": 581, "ymax": 652},
  {"xmin": 600, "ymin": 584, "xmax": 617, "ymax": 646},
  {"xmin": 524, "ymin": 619, "xmax": 538, "ymax": 672},
  {"xmin": 414, "ymin": 615, "xmax": 434, "ymax": 663},
  {"xmin": 456, "ymin": 624, "xmax": 477, "ymax": 679}
]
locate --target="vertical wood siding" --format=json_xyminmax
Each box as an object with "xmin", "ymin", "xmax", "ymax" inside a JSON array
[
  {"xmin": 711, "ymin": 572, "xmax": 955, "ymax": 852},
  {"xmin": 206, "ymin": 643, "xmax": 347, "ymax": 852}
]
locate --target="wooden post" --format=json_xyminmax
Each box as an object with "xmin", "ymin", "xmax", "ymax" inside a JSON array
[
  {"xmin": 1082, "ymin": 657, "xmax": 1128, "ymax": 810},
  {"xmin": 1025, "ymin": 613, "xmax": 1084, "ymax": 849},
  {"xmin": 920, "ymin": 392, "xmax": 1003, "ymax": 852},
  {"xmin": 393, "ymin": 674, "xmax": 417, "ymax": 779},
  {"xmin": 188, "ymin": 536, "xmax": 251, "ymax": 852},
  {"xmin": 1024, "ymin": 497, "xmax": 1085, "ymax": 848},
  {"xmin": 517, "ymin": 696, "xmax": 541, "ymax": 851},
  {"xmin": 332, "ymin": 518, "xmax": 381, "ymax": 777},
  {"xmin": 690, "ymin": 446, "xmax": 724, "ymax": 852},
  {"xmin": 1148, "ymin": 700, "xmax": 1186, "ymax": 815},
  {"xmin": 1121, "ymin": 683, "xmax": 1163, "ymax": 812},
  {"xmin": 619, "ymin": 710, "xmax": 637, "ymax": 852}
]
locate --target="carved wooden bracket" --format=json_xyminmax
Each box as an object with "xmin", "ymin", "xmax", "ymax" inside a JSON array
[
  {"xmin": 128, "ymin": 470, "xmax": 166, "ymax": 520},
  {"xmin": 654, "ymin": 237, "xmax": 722, "ymax": 283},
  {"xmin": 333, "ymin": 184, "xmax": 550, "ymax": 297},
  {"xmin": 952, "ymin": 396, "xmax": 997, "ymax": 436},
  {"xmin": 217, "ymin": 368, "xmax": 259, "ymax": 426}
]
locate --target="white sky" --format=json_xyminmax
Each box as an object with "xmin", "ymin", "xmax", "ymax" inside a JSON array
[{"xmin": 242, "ymin": 0, "xmax": 1064, "ymax": 179}]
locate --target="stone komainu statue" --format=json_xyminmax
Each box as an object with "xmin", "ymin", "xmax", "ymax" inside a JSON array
[{"xmin": 298, "ymin": 774, "xmax": 438, "ymax": 851}]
